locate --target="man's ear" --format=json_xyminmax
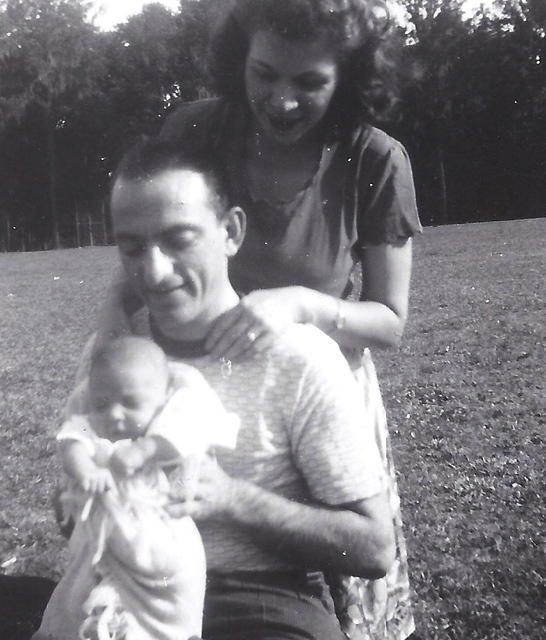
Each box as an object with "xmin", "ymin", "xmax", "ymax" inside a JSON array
[{"xmin": 223, "ymin": 206, "xmax": 246, "ymax": 257}]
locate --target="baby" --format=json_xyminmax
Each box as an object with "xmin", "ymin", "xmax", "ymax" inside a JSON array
[{"xmin": 34, "ymin": 336, "xmax": 238, "ymax": 640}]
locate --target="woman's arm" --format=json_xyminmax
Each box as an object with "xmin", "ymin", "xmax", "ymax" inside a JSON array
[
  {"xmin": 309, "ymin": 239, "xmax": 413, "ymax": 350},
  {"xmin": 205, "ymin": 239, "xmax": 412, "ymax": 358}
]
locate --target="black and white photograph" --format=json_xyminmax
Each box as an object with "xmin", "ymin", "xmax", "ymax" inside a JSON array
[{"xmin": 0, "ymin": 1, "xmax": 544, "ymax": 639}]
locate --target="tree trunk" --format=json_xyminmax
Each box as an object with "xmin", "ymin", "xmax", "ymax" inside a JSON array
[
  {"xmin": 88, "ymin": 213, "xmax": 94, "ymax": 247},
  {"xmin": 75, "ymin": 197, "xmax": 81, "ymax": 247},
  {"xmin": 101, "ymin": 200, "xmax": 108, "ymax": 245},
  {"xmin": 46, "ymin": 121, "xmax": 61, "ymax": 249},
  {"xmin": 437, "ymin": 145, "xmax": 448, "ymax": 225}
]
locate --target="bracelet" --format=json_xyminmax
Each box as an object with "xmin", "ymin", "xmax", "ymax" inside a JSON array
[{"xmin": 334, "ymin": 299, "xmax": 346, "ymax": 331}]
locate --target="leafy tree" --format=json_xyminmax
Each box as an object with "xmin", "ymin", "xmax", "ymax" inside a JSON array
[
  {"xmin": 173, "ymin": 0, "xmax": 230, "ymax": 99},
  {"xmin": 398, "ymin": 0, "xmax": 471, "ymax": 224},
  {"xmin": 102, "ymin": 3, "xmax": 182, "ymax": 139},
  {"xmin": 0, "ymin": 0, "xmax": 101, "ymax": 248},
  {"xmin": 1, "ymin": 0, "xmax": 543, "ymax": 250},
  {"xmin": 399, "ymin": 0, "xmax": 545, "ymax": 224}
]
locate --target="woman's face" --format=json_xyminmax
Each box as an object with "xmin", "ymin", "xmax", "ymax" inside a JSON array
[{"xmin": 244, "ymin": 29, "xmax": 340, "ymax": 147}]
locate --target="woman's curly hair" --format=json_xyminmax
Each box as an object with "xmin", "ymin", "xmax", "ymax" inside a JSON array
[{"xmin": 209, "ymin": 0, "xmax": 402, "ymax": 128}]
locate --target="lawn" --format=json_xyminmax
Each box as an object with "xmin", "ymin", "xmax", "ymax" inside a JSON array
[{"xmin": 1, "ymin": 218, "xmax": 544, "ymax": 639}]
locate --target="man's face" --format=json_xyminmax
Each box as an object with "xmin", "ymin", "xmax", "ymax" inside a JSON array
[{"xmin": 111, "ymin": 169, "xmax": 235, "ymax": 341}]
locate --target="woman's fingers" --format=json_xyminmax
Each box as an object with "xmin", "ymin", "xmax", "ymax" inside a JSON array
[
  {"xmin": 221, "ymin": 329, "xmax": 275, "ymax": 361},
  {"xmin": 207, "ymin": 308, "xmax": 267, "ymax": 359},
  {"xmin": 206, "ymin": 294, "xmax": 289, "ymax": 359},
  {"xmin": 208, "ymin": 323, "xmax": 256, "ymax": 359}
]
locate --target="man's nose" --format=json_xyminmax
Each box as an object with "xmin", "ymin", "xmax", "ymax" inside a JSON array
[
  {"xmin": 270, "ymin": 84, "xmax": 299, "ymax": 113},
  {"xmin": 142, "ymin": 245, "xmax": 173, "ymax": 287}
]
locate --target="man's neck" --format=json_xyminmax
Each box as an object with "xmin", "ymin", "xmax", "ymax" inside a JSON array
[{"xmin": 152, "ymin": 288, "xmax": 240, "ymax": 345}]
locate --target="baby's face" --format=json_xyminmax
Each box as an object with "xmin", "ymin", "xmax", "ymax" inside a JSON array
[{"xmin": 89, "ymin": 361, "xmax": 168, "ymax": 441}]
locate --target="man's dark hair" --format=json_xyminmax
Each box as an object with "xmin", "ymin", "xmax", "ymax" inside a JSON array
[{"xmin": 111, "ymin": 136, "xmax": 231, "ymax": 218}]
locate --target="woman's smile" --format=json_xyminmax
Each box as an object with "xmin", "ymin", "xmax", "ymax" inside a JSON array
[{"xmin": 265, "ymin": 112, "xmax": 304, "ymax": 135}]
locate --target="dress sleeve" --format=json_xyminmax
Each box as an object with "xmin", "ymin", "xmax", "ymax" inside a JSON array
[
  {"xmin": 160, "ymin": 97, "xmax": 231, "ymax": 148},
  {"xmin": 353, "ymin": 128, "xmax": 422, "ymax": 247}
]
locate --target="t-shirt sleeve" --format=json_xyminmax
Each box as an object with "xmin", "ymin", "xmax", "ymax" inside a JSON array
[
  {"xmin": 354, "ymin": 129, "xmax": 422, "ymax": 247},
  {"xmin": 287, "ymin": 330, "xmax": 386, "ymax": 505}
]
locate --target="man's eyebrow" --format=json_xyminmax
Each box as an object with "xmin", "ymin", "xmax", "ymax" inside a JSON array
[
  {"xmin": 116, "ymin": 224, "xmax": 200, "ymax": 241},
  {"xmin": 159, "ymin": 223, "xmax": 201, "ymax": 233}
]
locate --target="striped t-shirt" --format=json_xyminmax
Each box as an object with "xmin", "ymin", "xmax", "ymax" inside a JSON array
[{"xmin": 171, "ymin": 324, "xmax": 386, "ymax": 572}]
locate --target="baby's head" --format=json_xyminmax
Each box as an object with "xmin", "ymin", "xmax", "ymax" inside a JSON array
[{"xmin": 88, "ymin": 336, "xmax": 169, "ymax": 442}]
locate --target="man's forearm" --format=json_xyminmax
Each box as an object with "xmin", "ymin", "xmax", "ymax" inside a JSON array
[{"xmin": 225, "ymin": 479, "xmax": 394, "ymax": 579}]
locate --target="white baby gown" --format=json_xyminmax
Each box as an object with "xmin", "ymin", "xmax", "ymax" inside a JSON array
[{"xmin": 34, "ymin": 365, "xmax": 239, "ymax": 640}]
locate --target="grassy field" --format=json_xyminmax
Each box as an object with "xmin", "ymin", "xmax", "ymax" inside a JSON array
[{"xmin": 1, "ymin": 218, "xmax": 544, "ymax": 639}]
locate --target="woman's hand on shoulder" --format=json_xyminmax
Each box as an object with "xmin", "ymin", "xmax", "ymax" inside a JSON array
[{"xmin": 205, "ymin": 286, "xmax": 313, "ymax": 360}]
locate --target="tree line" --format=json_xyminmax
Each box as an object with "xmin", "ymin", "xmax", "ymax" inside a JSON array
[{"xmin": 0, "ymin": 0, "xmax": 544, "ymax": 251}]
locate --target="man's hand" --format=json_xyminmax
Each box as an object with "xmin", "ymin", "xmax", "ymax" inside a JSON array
[
  {"xmin": 167, "ymin": 455, "xmax": 238, "ymax": 521},
  {"xmin": 169, "ymin": 455, "xmax": 395, "ymax": 579}
]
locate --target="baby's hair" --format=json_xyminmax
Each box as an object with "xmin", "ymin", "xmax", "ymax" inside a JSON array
[
  {"xmin": 90, "ymin": 336, "xmax": 169, "ymax": 383},
  {"xmin": 111, "ymin": 136, "xmax": 231, "ymax": 218}
]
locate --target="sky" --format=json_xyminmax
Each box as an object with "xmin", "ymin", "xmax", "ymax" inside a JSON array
[
  {"xmin": 90, "ymin": 0, "xmax": 180, "ymax": 31},
  {"xmin": 90, "ymin": 0, "xmax": 495, "ymax": 32}
]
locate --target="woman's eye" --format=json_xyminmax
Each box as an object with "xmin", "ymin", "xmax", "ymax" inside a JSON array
[
  {"xmin": 253, "ymin": 68, "xmax": 277, "ymax": 83},
  {"xmin": 297, "ymin": 77, "xmax": 328, "ymax": 92}
]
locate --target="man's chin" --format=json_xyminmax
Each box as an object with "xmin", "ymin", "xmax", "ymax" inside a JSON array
[{"xmin": 150, "ymin": 308, "xmax": 204, "ymax": 342}]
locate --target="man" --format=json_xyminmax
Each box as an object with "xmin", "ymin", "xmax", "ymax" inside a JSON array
[{"xmin": 90, "ymin": 139, "xmax": 395, "ymax": 640}]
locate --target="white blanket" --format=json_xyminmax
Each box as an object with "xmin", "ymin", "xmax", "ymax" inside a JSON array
[{"xmin": 34, "ymin": 471, "xmax": 205, "ymax": 640}]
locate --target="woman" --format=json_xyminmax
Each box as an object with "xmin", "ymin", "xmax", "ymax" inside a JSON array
[{"xmin": 102, "ymin": 1, "xmax": 421, "ymax": 638}]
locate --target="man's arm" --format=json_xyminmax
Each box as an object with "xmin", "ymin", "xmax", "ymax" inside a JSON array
[{"xmin": 168, "ymin": 456, "xmax": 395, "ymax": 579}]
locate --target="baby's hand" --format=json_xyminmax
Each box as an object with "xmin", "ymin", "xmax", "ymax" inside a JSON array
[
  {"xmin": 77, "ymin": 467, "xmax": 115, "ymax": 494},
  {"xmin": 109, "ymin": 441, "xmax": 148, "ymax": 477}
]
